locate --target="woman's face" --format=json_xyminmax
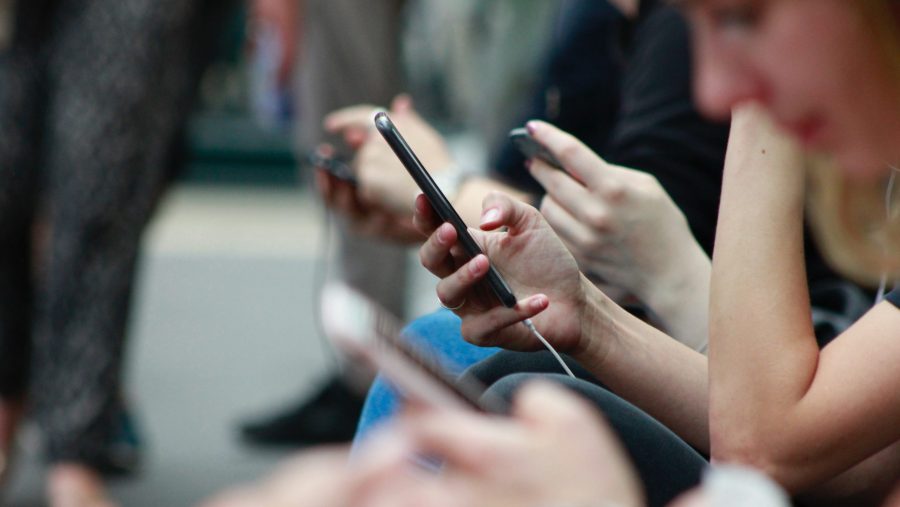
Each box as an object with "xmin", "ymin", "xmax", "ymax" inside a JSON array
[{"xmin": 685, "ymin": 0, "xmax": 900, "ymax": 179}]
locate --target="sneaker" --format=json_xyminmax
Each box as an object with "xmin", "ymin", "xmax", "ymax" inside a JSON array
[{"xmin": 95, "ymin": 407, "xmax": 143, "ymax": 478}]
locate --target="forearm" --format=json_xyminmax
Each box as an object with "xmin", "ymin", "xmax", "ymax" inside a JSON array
[
  {"xmin": 574, "ymin": 278, "xmax": 710, "ymax": 452},
  {"xmin": 707, "ymin": 107, "xmax": 820, "ymax": 470},
  {"xmin": 641, "ymin": 238, "xmax": 711, "ymax": 353}
]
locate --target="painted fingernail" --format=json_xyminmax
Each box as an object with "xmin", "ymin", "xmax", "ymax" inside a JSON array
[
  {"xmin": 481, "ymin": 208, "xmax": 500, "ymax": 225},
  {"xmin": 531, "ymin": 295, "xmax": 548, "ymax": 311},
  {"xmin": 469, "ymin": 255, "xmax": 487, "ymax": 275},
  {"xmin": 526, "ymin": 121, "xmax": 539, "ymax": 136},
  {"xmin": 415, "ymin": 195, "xmax": 426, "ymax": 214},
  {"xmin": 524, "ymin": 159, "xmax": 532, "ymax": 169}
]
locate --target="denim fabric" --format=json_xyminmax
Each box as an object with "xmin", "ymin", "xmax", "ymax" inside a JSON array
[{"xmin": 352, "ymin": 309, "xmax": 499, "ymax": 447}]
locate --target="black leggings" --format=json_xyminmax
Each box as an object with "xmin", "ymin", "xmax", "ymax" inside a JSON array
[{"xmin": 462, "ymin": 351, "xmax": 707, "ymax": 507}]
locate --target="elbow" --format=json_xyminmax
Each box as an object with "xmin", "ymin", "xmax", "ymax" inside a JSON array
[
  {"xmin": 710, "ymin": 429, "xmax": 778, "ymax": 476},
  {"xmin": 709, "ymin": 414, "xmax": 807, "ymax": 492}
]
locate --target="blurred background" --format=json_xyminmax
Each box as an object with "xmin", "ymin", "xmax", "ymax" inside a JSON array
[{"xmin": 0, "ymin": 0, "xmax": 557, "ymax": 504}]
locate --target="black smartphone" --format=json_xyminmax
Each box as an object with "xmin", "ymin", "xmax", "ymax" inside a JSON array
[
  {"xmin": 309, "ymin": 151, "xmax": 358, "ymax": 185},
  {"xmin": 509, "ymin": 127, "xmax": 564, "ymax": 169},
  {"xmin": 374, "ymin": 112, "xmax": 518, "ymax": 308}
]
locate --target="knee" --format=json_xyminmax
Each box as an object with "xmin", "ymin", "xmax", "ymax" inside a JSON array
[
  {"xmin": 403, "ymin": 309, "xmax": 461, "ymax": 340},
  {"xmin": 481, "ymin": 372, "xmax": 544, "ymax": 409}
]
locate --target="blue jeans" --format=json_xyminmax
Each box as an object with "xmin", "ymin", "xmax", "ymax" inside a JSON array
[
  {"xmin": 352, "ymin": 310, "xmax": 707, "ymax": 507},
  {"xmin": 352, "ymin": 309, "xmax": 499, "ymax": 445}
]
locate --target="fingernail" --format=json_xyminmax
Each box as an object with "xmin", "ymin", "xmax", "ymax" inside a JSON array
[
  {"xmin": 523, "ymin": 159, "xmax": 532, "ymax": 169},
  {"xmin": 469, "ymin": 255, "xmax": 487, "ymax": 275},
  {"xmin": 438, "ymin": 223, "xmax": 453, "ymax": 244},
  {"xmin": 481, "ymin": 208, "xmax": 500, "ymax": 225},
  {"xmin": 526, "ymin": 121, "xmax": 539, "ymax": 136},
  {"xmin": 531, "ymin": 295, "xmax": 548, "ymax": 311}
]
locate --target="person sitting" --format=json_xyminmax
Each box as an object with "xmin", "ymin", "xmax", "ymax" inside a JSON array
[{"xmin": 203, "ymin": 1, "xmax": 900, "ymax": 505}]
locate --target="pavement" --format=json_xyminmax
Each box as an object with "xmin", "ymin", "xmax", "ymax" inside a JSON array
[{"xmin": 4, "ymin": 184, "xmax": 433, "ymax": 506}]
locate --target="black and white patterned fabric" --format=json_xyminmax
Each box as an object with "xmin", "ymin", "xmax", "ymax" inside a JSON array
[{"xmin": 0, "ymin": 0, "xmax": 231, "ymax": 470}]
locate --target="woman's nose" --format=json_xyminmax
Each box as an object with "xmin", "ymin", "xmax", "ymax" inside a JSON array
[{"xmin": 692, "ymin": 35, "xmax": 768, "ymax": 120}]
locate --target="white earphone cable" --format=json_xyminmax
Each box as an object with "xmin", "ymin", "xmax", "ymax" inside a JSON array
[{"xmin": 522, "ymin": 319, "xmax": 576, "ymax": 379}]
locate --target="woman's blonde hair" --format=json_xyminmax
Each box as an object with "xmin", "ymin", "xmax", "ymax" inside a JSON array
[{"xmin": 805, "ymin": 0, "xmax": 900, "ymax": 287}]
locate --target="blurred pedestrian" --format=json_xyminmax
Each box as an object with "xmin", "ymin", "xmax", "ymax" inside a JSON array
[{"xmin": 0, "ymin": 0, "xmax": 234, "ymax": 504}]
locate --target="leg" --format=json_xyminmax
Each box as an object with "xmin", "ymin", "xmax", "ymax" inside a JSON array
[
  {"xmin": 486, "ymin": 373, "xmax": 706, "ymax": 507},
  {"xmin": 353, "ymin": 310, "xmax": 499, "ymax": 447},
  {"xmin": 297, "ymin": 0, "xmax": 410, "ymax": 318},
  {"xmin": 0, "ymin": 8, "xmax": 46, "ymax": 467},
  {"xmin": 460, "ymin": 349, "xmax": 598, "ymax": 387},
  {"xmin": 242, "ymin": 0, "xmax": 411, "ymax": 448},
  {"xmin": 32, "ymin": 0, "xmax": 227, "ymax": 475}
]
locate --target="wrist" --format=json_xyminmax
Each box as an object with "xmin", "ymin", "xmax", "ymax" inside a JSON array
[
  {"xmin": 570, "ymin": 274, "xmax": 626, "ymax": 372},
  {"xmin": 432, "ymin": 163, "xmax": 468, "ymax": 202},
  {"xmin": 640, "ymin": 240, "xmax": 710, "ymax": 319}
]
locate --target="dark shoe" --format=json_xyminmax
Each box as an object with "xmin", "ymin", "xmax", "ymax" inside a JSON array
[
  {"xmin": 239, "ymin": 375, "xmax": 365, "ymax": 448},
  {"xmin": 95, "ymin": 406, "xmax": 143, "ymax": 478}
]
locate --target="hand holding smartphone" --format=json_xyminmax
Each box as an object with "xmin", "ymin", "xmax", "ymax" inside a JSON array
[
  {"xmin": 309, "ymin": 149, "xmax": 358, "ymax": 185},
  {"xmin": 374, "ymin": 112, "xmax": 518, "ymax": 308},
  {"xmin": 509, "ymin": 127, "xmax": 564, "ymax": 169}
]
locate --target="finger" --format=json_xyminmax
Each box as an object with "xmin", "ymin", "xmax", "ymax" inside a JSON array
[
  {"xmin": 345, "ymin": 129, "xmax": 370, "ymax": 150},
  {"xmin": 434, "ymin": 254, "xmax": 490, "ymax": 309},
  {"xmin": 529, "ymin": 157, "xmax": 590, "ymax": 202},
  {"xmin": 412, "ymin": 194, "xmax": 441, "ymax": 235},
  {"xmin": 262, "ymin": 448, "xmax": 354, "ymax": 507},
  {"xmin": 510, "ymin": 382, "xmax": 639, "ymax": 490},
  {"xmin": 526, "ymin": 120, "xmax": 611, "ymax": 189},
  {"xmin": 315, "ymin": 142, "xmax": 336, "ymax": 159},
  {"xmin": 199, "ymin": 486, "xmax": 260, "ymax": 507},
  {"xmin": 539, "ymin": 196, "xmax": 604, "ymax": 252},
  {"xmin": 396, "ymin": 408, "xmax": 523, "ymax": 472},
  {"xmin": 324, "ymin": 104, "xmax": 382, "ymax": 132},
  {"xmin": 390, "ymin": 93, "xmax": 414, "ymax": 114},
  {"xmin": 531, "ymin": 158, "xmax": 616, "ymax": 229},
  {"xmin": 511, "ymin": 381, "xmax": 606, "ymax": 433},
  {"xmin": 479, "ymin": 191, "xmax": 541, "ymax": 234},
  {"xmin": 668, "ymin": 490, "xmax": 710, "ymax": 507},
  {"xmin": 314, "ymin": 169, "xmax": 334, "ymax": 204},
  {"xmin": 350, "ymin": 430, "xmax": 421, "ymax": 500},
  {"xmin": 537, "ymin": 165, "xmax": 613, "ymax": 233},
  {"xmin": 449, "ymin": 238, "xmax": 473, "ymax": 268},
  {"xmin": 418, "ymin": 222, "xmax": 459, "ymax": 278},
  {"xmin": 461, "ymin": 294, "xmax": 549, "ymax": 346},
  {"xmin": 333, "ymin": 179, "xmax": 366, "ymax": 220}
]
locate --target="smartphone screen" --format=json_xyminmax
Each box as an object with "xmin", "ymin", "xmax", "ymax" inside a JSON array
[{"xmin": 374, "ymin": 112, "xmax": 518, "ymax": 308}]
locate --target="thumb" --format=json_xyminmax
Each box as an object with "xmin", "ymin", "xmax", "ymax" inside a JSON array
[
  {"xmin": 479, "ymin": 191, "xmax": 542, "ymax": 235},
  {"xmin": 512, "ymin": 381, "xmax": 605, "ymax": 434}
]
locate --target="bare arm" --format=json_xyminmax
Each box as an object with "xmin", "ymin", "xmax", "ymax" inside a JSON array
[
  {"xmin": 574, "ymin": 284, "xmax": 711, "ymax": 451},
  {"xmin": 413, "ymin": 192, "xmax": 710, "ymax": 452},
  {"xmin": 708, "ymin": 105, "xmax": 900, "ymax": 492}
]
